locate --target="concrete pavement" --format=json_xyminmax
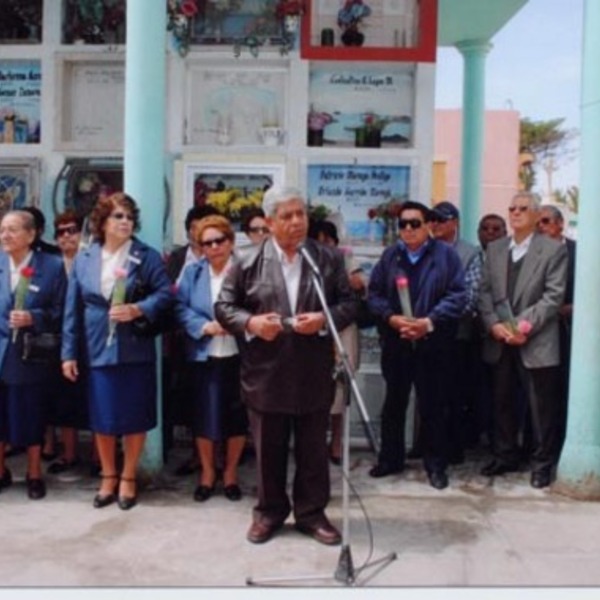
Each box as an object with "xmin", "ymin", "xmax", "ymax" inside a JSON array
[{"xmin": 1, "ymin": 444, "xmax": 600, "ymax": 589}]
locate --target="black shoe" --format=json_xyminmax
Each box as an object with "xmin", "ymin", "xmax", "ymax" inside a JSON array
[
  {"xmin": 26, "ymin": 476, "xmax": 46, "ymax": 500},
  {"xmin": 0, "ymin": 468, "xmax": 12, "ymax": 491},
  {"xmin": 480, "ymin": 460, "xmax": 519, "ymax": 477},
  {"xmin": 531, "ymin": 469, "xmax": 552, "ymax": 489},
  {"xmin": 93, "ymin": 474, "xmax": 119, "ymax": 508},
  {"xmin": 47, "ymin": 457, "xmax": 80, "ymax": 474},
  {"xmin": 368, "ymin": 462, "xmax": 403, "ymax": 478},
  {"xmin": 223, "ymin": 484, "xmax": 242, "ymax": 501},
  {"xmin": 117, "ymin": 477, "xmax": 137, "ymax": 510},
  {"xmin": 193, "ymin": 484, "xmax": 214, "ymax": 502},
  {"xmin": 428, "ymin": 470, "xmax": 449, "ymax": 490}
]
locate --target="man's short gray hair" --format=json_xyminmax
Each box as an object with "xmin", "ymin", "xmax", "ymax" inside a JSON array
[
  {"xmin": 262, "ymin": 186, "xmax": 306, "ymax": 217},
  {"xmin": 513, "ymin": 191, "xmax": 542, "ymax": 211}
]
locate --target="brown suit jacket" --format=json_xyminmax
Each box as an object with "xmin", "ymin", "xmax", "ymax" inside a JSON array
[
  {"xmin": 478, "ymin": 233, "xmax": 568, "ymax": 369},
  {"xmin": 215, "ymin": 237, "xmax": 358, "ymax": 414}
]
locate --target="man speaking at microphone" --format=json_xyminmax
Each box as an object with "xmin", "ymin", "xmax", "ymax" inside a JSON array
[{"xmin": 215, "ymin": 186, "xmax": 357, "ymax": 545}]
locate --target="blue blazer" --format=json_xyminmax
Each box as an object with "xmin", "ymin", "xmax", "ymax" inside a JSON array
[
  {"xmin": 174, "ymin": 257, "xmax": 220, "ymax": 362},
  {"xmin": 0, "ymin": 250, "xmax": 66, "ymax": 385},
  {"xmin": 61, "ymin": 238, "xmax": 174, "ymax": 367}
]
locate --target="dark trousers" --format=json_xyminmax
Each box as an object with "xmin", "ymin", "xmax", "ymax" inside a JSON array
[
  {"xmin": 491, "ymin": 346, "xmax": 562, "ymax": 471},
  {"xmin": 379, "ymin": 338, "xmax": 453, "ymax": 473},
  {"xmin": 247, "ymin": 407, "xmax": 330, "ymax": 528}
]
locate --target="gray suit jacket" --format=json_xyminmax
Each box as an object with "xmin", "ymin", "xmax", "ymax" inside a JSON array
[
  {"xmin": 215, "ymin": 237, "xmax": 358, "ymax": 415},
  {"xmin": 478, "ymin": 233, "xmax": 568, "ymax": 368}
]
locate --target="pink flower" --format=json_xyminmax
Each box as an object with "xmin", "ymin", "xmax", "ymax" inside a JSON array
[
  {"xmin": 517, "ymin": 319, "xmax": 532, "ymax": 335},
  {"xmin": 114, "ymin": 267, "xmax": 128, "ymax": 279},
  {"xmin": 395, "ymin": 276, "xmax": 409, "ymax": 289}
]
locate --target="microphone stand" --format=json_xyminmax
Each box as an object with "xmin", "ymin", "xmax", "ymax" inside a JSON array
[{"xmin": 246, "ymin": 254, "xmax": 397, "ymax": 587}]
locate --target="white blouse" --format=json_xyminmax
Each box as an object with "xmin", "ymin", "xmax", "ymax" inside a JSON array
[
  {"xmin": 206, "ymin": 258, "xmax": 237, "ymax": 358},
  {"xmin": 100, "ymin": 240, "xmax": 132, "ymax": 300}
]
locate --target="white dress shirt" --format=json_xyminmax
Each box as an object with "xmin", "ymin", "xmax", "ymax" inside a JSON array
[{"xmin": 509, "ymin": 233, "xmax": 533, "ymax": 263}]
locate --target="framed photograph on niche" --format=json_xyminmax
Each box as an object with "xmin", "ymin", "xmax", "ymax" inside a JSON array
[
  {"xmin": 307, "ymin": 63, "xmax": 414, "ymax": 148},
  {"xmin": 304, "ymin": 160, "xmax": 418, "ymax": 247},
  {"xmin": 0, "ymin": 159, "xmax": 41, "ymax": 218},
  {"xmin": 0, "ymin": 0, "xmax": 43, "ymax": 44},
  {"xmin": 0, "ymin": 60, "xmax": 41, "ymax": 144},
  {"xmin": 184, "ymin": 62, "xmax": 288, "ymax": 147},
  {"xmin": 175, "ymin": 161, "xmax": 285, "ymax": 244}
]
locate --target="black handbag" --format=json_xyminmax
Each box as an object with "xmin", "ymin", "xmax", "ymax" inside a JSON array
[
  {"xmin": 21, "ymin": 332, "xmax": 62, "ymax": 364},
  {"xmin": 129, "ymin": 278, "xmax": 173, "ymax": 338}
]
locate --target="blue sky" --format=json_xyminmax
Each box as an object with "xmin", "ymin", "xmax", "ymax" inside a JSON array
[{"xmin": 435, "ymin": 0, "xmax": 583, "ymax": 193}]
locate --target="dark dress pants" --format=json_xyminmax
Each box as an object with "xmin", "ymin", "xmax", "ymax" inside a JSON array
[
  {"xmin": 248, "ymin": 407, "xmax": 330, "ymax": 528},
  {"xmin": 491, "ymin": 346, "xmax": 562, "ymax": 470},
  {"xmin": 380, "ymin": 337, "xmax": 452, "ymax": 474}
]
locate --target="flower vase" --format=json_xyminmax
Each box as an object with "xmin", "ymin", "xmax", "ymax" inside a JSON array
[
  {"xmin": 307, "ymin": 128, "xmax": 324, "ymax": 147},
  {"xmin": 382, "ymin": 220, "xmax": 397, "ymax": 246},
  {"xmin": 341, "ymin": 25, "xmax": 364, "ymax": 47}
]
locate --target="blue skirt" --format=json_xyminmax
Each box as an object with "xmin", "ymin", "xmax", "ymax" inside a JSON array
[
  {"xmin": 88, "ymin": 364, "xmax": 156, "ymax": 435},
  {"xmin": 190, "ymin": 356, "xmax": 247, "ymax": 441},
  {"xmin": 0, "ymin": 383, "xmax": 47, "ymax": 447}
]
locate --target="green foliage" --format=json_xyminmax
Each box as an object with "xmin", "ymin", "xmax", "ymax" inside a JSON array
[{"xmin": 554, "ymin": 185, "xmax": 579, "ymax": 214}]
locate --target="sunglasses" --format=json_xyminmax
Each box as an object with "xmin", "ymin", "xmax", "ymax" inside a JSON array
[
  {"xmin": 110, "ymin": 212, "xmax": 134, "ymax": 221},
  {"xmin": 508, "ymin": 205, "xmax": 529, "ymax": 213},
  {"xmin": 398, "ymin": 218, "xmax": 424, "ymax": 230},
  {"xmin": 248, "ymin": 226, "xmax": 270, "ymax": 235},
  {"xmin": 201, "ymin": 235, "xmax": 228, "ymax": 249},
  {"xmin": 538, "ymin": 217, "xmax": 552, "ymax": 225},
  {"xmin": 56, "ymin": 225, "xmax": 80, "ymax": 237},
  {"xmin": 480, "ymin": 225, "xmax": 503, "ymax": 232}
]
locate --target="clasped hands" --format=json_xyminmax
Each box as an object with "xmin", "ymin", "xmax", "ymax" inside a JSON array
[
  {"xmin": 490, "ymin": 322, "xmax": 527, "ymax": 346},
  {"xmin": 247, "ymin": 311, "xmax": 325, "ymax": 341},
  {"xmin": 108, "ymin": 303, "xmax": 143, "ymax": 323},
  {"xmin": 388, "ymin": 315, "xmax": 430, "ymax": 341}
]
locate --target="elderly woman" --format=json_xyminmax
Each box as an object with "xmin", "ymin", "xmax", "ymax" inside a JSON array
[
  {"xmin": 62, "ymin": 193, "xmax": 173, "ymax": 510},
  {"xmin": 175, "ymin": 215, "xmax": 247, "ymax": 502},
  {"xmin": 0, "ymin": 210, "xmax": 66, "ymax": 499}
]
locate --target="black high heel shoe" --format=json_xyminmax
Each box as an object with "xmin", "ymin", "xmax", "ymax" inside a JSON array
[
  {"xmin": 118, "ymin": 477, "xmax": 137, "ymax": 510},
  {"xmin": 93, "ymin": 474, "xmax": 119, "ymax": 509}
]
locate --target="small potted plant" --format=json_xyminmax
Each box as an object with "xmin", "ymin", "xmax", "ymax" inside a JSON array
[
  {"xmin": 307, "ymin": 105, "xmax": 335, "ymax": 147},
  {"xmin": 354, "ymin": 112, "xmax": 405, "ymax": 148},
  {"xmin": 337, "ymin": 0, "xmax": 371, "ymax": 46}
]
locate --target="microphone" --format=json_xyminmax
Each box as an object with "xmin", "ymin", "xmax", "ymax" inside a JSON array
[{"xmin": 298, "ymin": 243, "xmax": 321, "ymax": 276}]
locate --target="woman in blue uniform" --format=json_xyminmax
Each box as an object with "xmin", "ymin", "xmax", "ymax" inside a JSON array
[
  {"xmin": 0, "ymin": 210, "xmax": 66, "ymax": 500},
  {"xmin": 175, "ymin": 215, "xmax": 247, "ymax": 502},
  {"xmin": 62, "ymin": 192, "xmax": 173, "ymax": 510}
]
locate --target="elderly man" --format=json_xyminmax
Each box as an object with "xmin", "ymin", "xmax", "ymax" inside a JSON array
[
  {"xmin": 478, "ymin": 192, "xmax": 568, "ymax": 488},
  {"xmin": 367, "ymin": 201, "xmax": 467, "ymax": 490},
  {"xmin": 215, "ymin": 186, "xmax": 357, "ymax": 545},
  {"xmin": 431, "ymin": 201, "xmax": 483, "ymax": 461},
  {"xmin": 537, "ymin": 204, "xmax": 576, "ymax": 452}
]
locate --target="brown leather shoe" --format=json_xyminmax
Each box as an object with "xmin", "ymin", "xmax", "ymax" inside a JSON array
[
  {"xmin": 295, "ymin": 520, "xmax": 341, "ymax": 546},
  {"xmin": 246, "ymin": 521, "xmax": 283, "ymax": 544}
]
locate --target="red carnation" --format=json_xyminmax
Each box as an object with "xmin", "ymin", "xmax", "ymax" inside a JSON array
[
  {"xmin": 21, "ymin": 266, "xmax": 35, "ymax": 278},
  {"xmin": 180, "ymin": 0, "xmax": 198, "ymax": 17}
]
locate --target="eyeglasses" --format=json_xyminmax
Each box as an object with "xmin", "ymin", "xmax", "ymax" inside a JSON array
[
  {"xmin": 480, "ymin": 225, "xmax": 504, "ymax": 232},
  {"xmin": 248, "ymin": 226, "xmax": 270, "ymax": 235},
  {"xmin": 508, "ymin": 205, "xmax": 529, "ymax": 213},
  {"xmin": 398, "ymin": 218, "xmax": 424, "ymax": 230},
  {"xmin": 56, "ymin": 225, "xmax": 80, "ymax": 237},
  {"xmin": 200, "ymin": 235, "xmax": 228, "ymax": 248},
  {"xmin": 110, "ymin": 212, "xmax": 134, "ymax": 221},
  {"xmin": 538, "ymin": 217, "xmax": 552, "ymax": 226}
]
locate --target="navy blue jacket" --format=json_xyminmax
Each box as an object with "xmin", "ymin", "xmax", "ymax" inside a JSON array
[
  {"xmin": 367, "ymin": 239, "xmax": 467, "ymax": 344},
  {"xmin": 61, "ymin": 238, "xmax": 173, "ymax": 367}
]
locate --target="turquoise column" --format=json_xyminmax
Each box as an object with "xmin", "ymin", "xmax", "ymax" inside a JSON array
[
  {"xmin": 555, "ymin": 0, "xmax": 600, "ymax": 499},
  {"xmin": 456, "ymin": 39, "xmax": 491, "ymax": 244},
  {"xmin": 124, "ymin": 0, "xmax": 167, "ymax": 473}
]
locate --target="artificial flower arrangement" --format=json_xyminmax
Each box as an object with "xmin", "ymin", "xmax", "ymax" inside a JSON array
[
  {"xmin": 337, "ymin": 0, "xmax": 371, "ymax": 45},
  {"xmin": 167, "ymin": 0, "xmax": 199, "ymax": 56},
  {"xmin": 307, "ymin": 203, "xmax": 332, "ymax": 221},
  {"xmin": 307, "ymin": 106, "xmax": 335, "ymax": 132},
  {"xmin": 367, "ymin": 200, "xmax": 403, "ymax": 223},
  {"xmin": 12, "ymin": 266, "xmax": 35, "ymax": 343},
  {"xmin": 275, "ymin": 0, "xmax": 306, "ymax": 18},
  {"xmin": 206, "ymin": 188, "xmax": 264, "ymax": 221}
]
